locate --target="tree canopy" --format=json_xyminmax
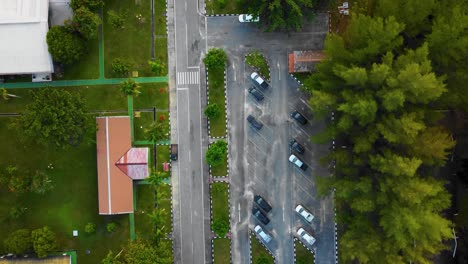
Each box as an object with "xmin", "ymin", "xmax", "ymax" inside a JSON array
[
  {"xmin": 206, "ymin": 140, "xmax": 228, "ymax": 166},
  {"xmin": 101, "ymin": 239, "xmax": 172, "ymax": 264},
  {"xmin": 31, "ymin": 227, "xmax": 57, "ymax": 258},
  {"xmin": 46, "ymin": 26, "xmax": 86, "ymax": 65},
  {"xmin": 3, "ymin": 229, "xmax": 32, "ymax": 255},
  {"xmin": 203, "ymin": 48, "xmax": 227, "ymax": 70},
  {"xmin": 12, "ymin": 87, "xmax": 94, "ymax": 149},
  {"xmin": 70, "ymin": 6, "xmax": 102, "ymax": 39}
]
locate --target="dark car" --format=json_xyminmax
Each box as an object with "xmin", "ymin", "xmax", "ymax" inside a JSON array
[
  {"xmin": 252, "ymin": 206, "xmax": 270, "ymax": 225},
  {"xmin": 254, "ymin": 195, "xmax": 272, "ymax": 213},
  {"xmin": 289, "ymin": 139, "xmax": 305, "ymax": 154},
  {"xmin": 291, "ymin": 110, "xmax": 307, "ymax": 125},
  {"xmin": 248, "ymin": 87, "xmax": 264, "ymax": 101},
  {"xmin": 247, "ymin": 115, "xmax": 263, "ymax": 130}
]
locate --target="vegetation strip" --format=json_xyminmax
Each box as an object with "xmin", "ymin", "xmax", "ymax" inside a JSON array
[
  {"xmin": 211, "ymin": 182, "xmax": 230, "ymax": 237},
  {"xmin": 245, "ymin": 51, "xmax": 270, "ymax": 80},
  {"xmin": 250, "ymin": 234, "xmax": 274, "ymax": 264},
  {"xmin": 213, "ymin": 238, "xmax": 231, "ymax": 264}
]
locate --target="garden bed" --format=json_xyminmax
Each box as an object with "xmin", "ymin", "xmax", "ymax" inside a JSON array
[
  {"xmin": 207, "ymin": 67, "xmax": 227, "ymax": 137},
  {"xmin": 295, "ymin": 239, "xmax": 314, "ymax": 263},
  {"xmin": 250, "ymin": 234, "xmax": 274, "ymax": 264},
  {"xmin": 213, "ymin": 238, "xmax": 231, "ymax": 263},
  {"xmin": 246, "ymin": 51, "xmax": 270, "ymax": 80},
  {"xmin": 211, "ymin": 183, "xmax": 230, "ymax": 237},
  {"xmin": 210, "ymin": 154, "xmax": 228, "ymax": 176}
]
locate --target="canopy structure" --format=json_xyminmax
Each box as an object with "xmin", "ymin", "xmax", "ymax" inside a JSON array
[
  {"xmin": 288, "ymin": 51, "xmax": 326, "ymax": 73},
  {"xmin": 0, "ymin": 0, "xmax": 54, "ymax": 76},
  {"xmin": 96, "ymin": 116, "xmax": 149, "ymax": 215}
]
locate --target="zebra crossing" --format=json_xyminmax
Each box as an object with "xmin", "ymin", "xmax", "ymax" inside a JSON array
[{"xmin": 177, "ymin": 71, "xmax": 199, "ymax": 85}]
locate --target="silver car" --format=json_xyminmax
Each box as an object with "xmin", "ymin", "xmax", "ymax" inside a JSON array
[
  {"xmin": 295, "ymin": 205, "xmax": 314, "ymax": 223},
  {"xmin": 254, "ymin": 225, "xmax": 272, "ymax": 243},
  {"xmin": 297, "ymin": 228, "xmax": 316, "ymax": 246}
]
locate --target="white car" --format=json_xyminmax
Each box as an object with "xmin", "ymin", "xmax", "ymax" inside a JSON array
[
  {"xmin": 250, "ymin": 72, "xmax": 269, "ymax": 90},
  {"xmin": 254, "ymin": 225, "xmax": 272, "ymax": 243},
  {"xmin": 295, "ymin": 205, "xmax": 314, "ymax": 223},
  {"xmin": 297, "ymin": 228, "xmax": 316, "ymax": 246},
  {"xmin": 289, "ymin": 154, "xmax": 307, "ymax": 170},
  {"xmin": 239, "ymin": 14, "xmax": 259, "ymax": 23}
]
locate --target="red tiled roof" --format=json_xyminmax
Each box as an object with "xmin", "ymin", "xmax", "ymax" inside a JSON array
[{"xmin": 288, "ymin": 51, "xmax": 326, "ymax": 73}]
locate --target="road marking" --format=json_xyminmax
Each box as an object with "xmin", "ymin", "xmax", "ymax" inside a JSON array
[
  {"xmin": 233, "ymin": 63, "xmax": 236, "ymax": 81},
  {"xmin": 177, "ymin": 71, "xmax": 200, "ymax": 85},
  {"xmin": 187, "ymin": 66, "xmax": 200, "ymax": 69},
  {"xmin": 277, "ymin": 62, "xmax": 281, "ymax": 80}
]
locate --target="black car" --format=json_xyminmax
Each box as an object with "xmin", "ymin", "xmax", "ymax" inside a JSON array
[
  {"xmin": 248, "ymin": 87, "xmax": 264, "ymax": 101},
  {"xmin": 254, "ymin": 195, "xmax": 272, "ymax": 213},
  {"xmin": 247, "ymin": 115, "xmax": 263, "ymax": 130},
  {"xmin": 289, "ymin": 139, "xmax": 305, "ymax": 154},
  {"xmin": 291, "ymin": 110, "xmax": 307, "ymax": 125},
  {"xmin": 252, "ymin": 206, "xmax": 270, "ymax": 225}
]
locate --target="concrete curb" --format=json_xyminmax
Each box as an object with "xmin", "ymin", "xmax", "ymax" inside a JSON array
[{"xmin": 206, "ymin": 14, "xmax": 240, "ymax": 17}]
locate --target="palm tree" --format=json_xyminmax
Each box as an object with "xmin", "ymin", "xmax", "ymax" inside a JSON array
[
  {"xmin": 147, "ymin": 170, "xmax": 168, "ymax": 186},
  {"xmin": 0, "ymin": 88, "xmax": 20, "ymax": 101},
  {"xmin": 119, "ymin": 78, "xmax": 141, "ymax": 97}
]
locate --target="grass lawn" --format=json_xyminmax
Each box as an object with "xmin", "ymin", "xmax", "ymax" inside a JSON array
[
  {"xmin": 246, "ymin": 52, "xmax": 270, "ymax": 80},
  {"xmin": 295, "ymin": 240, "xmax": 314, "ymax": 264},
  {"xmin": 207, "ymin": 67, "xmax": 227, "ymax": 137},
  {"xmin": 159, "ymin": 239, "xmax": 174, "ymax": 262},
  {"xmin": 0, "ymin": 118, "xmax": 129, "ymax": 262},
  {"xmin": 134, "ymin": 111, "xmax": 154, "ymax": 141},
  {"xmin": 205, "ymin": 0, "xmax": 247, "ymax": 15},
  {"xmin": 213, "ymin": 238, "xmax": 231, "ymax": 263},
  {"xmin": 156, "ymin": 145, "xmax": 170, "ymax": 173},
  {"xmin": 135, "ymin": 185, "xmax": 155, "ymax": 239},
  {"xmin": 156, "ymin": 184, "xmax": 172, "ymax": 234},
  {"xmin": 210, "ymin": 153, "xmax": 228, "ymax": 176},
  {"xmin": 250, "ymin": 235, "xmax": 274, "ymax": 264},
  {"xmin": 55, "ymin": 37, "xmax": 100, "ymax": 80},
  {"xmin": 211, "ymin": 183, "xmax": 229, "ymax": 235},
  {"xmin": 0, "ymin": 83, "xmax": 168, "ymax": 114},
  {"xmin": 154, "ymin": 0, "xmax": 167, "ymax": 36},
  {"xmin": 103, "ymin": 0, "xmax": 153, "ymax": 78},
  {"xmin": 155, "ymin": 37, "xmax": 168, "ymax": 76}
]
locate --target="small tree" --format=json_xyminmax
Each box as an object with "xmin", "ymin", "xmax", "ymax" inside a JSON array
[
  {"xmin": 203, "ymin": 48, "xmax": 227, "ymax": 70},
  {"xmin": 70, "ymin": 6, "xmax": 102, "ymax": 39},
  {"xmin": 204, "ymin": 103, "xmax": 221, "ymax": 119},
  {"xmin": 107, "ymin": 222, "xmax": 117, "ymax": 233},
  {"xmin": 3, "ymin": 229, "xmax": 32, "ymax": 255},
  {"xmin": 112, "ymin": 58, "xmax": 132, "ymax": 77},
  {"xmin": 30, "ymin": 171, "xmax": 54, "ymax": 195},
  {"xmin": 70, "ymin": 0, "xmax": 104, "ymax": 11},
  {"xmin": 206, "ymin": 140, "xmax": 227, "ymax": 166},
  {"xmin": 107, "ymin": 10, "xmax": 125, "ymax": 28},
  {"xmin": 1, "ymin": 88, "xmax": 20, "ymax": 101},
  {"xmin": 211, "ymin": 217, "xmax": 229, "ymax": 237},
  {"xmin": 85, "ymin": 223, "xmax": 96, "ymax": 234},
  {"xmin": 119, "ymin": 78, "xmax": 141, "ymax": 97},
  {"xmin": 148, "ymin": 60, "xmax": 166, "ymax": 76},
  {"xmin": 46, "ymin": 26, "xmax": 86, "ymax": 65},
  {"xmin": 147, "ymin": 171, "xmax": 168, "ymax": 186},
  {"xmin": 144, "ymin": 121, "xmax": 168, "ymax": 142},
  {"xmin": 31, "ymin": 227, "xmax": 57, "ymax": 258}
]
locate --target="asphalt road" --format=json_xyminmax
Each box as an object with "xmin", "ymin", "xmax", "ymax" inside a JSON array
[{"xmin": 167, "ymin": 0, "xmax": 211, "ymax": 263}]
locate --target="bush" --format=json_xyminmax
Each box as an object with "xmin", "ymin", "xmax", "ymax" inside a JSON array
[
  {"xmin": 3, "ymin": 229, "xmax": 32, "ymax": 255},
  {"xmin": 70, "ymin": 0, "xmax": 104, "ymax": 11},
  {"xmin": 85, "ymin": 223, "xmax": 96, "ymax": 234},
  {"xmin": 47, "ymin": 26, "xmax": 86, "ymax": 65},
  {"xmin": 106, "ymin": 222, "xmax": 117, "ymax": 233},
  {"xmin": 246, "ymin": 51, "xmax": 270, "ymax": 80},
  {"xmin": 216, "ymin": 0, "xmax": 226, "ymax": 8},
  {"xmin": 149, "ymin": 60, "xmax": 166, "ymax": 76},
  {"xmin": 205, "ymin": 103, "xmax": 221, "ymax": 119},
  {"xmin": 31, "ymin": 227, "xmax": 57, "ymax": 258},
  {"xmin": 206, "ymin": 140, "xmax": 227, "ymax": 166},
  {"xmin": 212, "ymin": 217, "xmax": 229, "ymax": 237},
  {"xmin": 70, "ymin": 6, "xmax": 102, "ymax": 39},
  {"xmin": 107, "ymin": 10, "xmax": 125, "ymax": 28},
  {"xmin": 203, "ymin": 48, "xmax": 227, "ymax": 70},
  {"xmin": 112, "ymin": 58, "xmax": 132, "ymax": 76}
]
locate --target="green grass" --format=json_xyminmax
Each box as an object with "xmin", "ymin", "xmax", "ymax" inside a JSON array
[
  {"xmin": 55, "ymin": 37, "xmax": 100, "ymax": 80},
  {"xmin": 159, "ymin": 239, "xmax": 174, "ymax": 262},
  {"xmin": 156, "ymin": 184, "xmax": 172, "ymax": 234},
  {"xmin": 295, "ymin": 240, "xmax": 314, "ymax": 264},
  {"xmin": 0, "ymin": 117, "xmax": 129, "ymax": 262},
  {"xmin": 134, "ymin": 111, "xmax": 154, "ymax": 141},
  {"xmin": 155, "ymin": 37, "xmax": 168, "ymax": 76},
  {"xmin": 154, "ymin": 0, "xmax": 167, "ymax": 36},
  {"xmin": 250, "ymin": 235, "xmax": 274, "ymax": 264},
  {"xmin": 211, "ymin": 154, "xmax": 228, "ymax": 176},
  {"xmin": 292, "ymin": 72, "xmax": 311, "ymax": 84},
  {"xmin": 207, "ymin": 67, "xmax": 227, "ymax": 137},
  {"xmin": 211, "ymin": 182, "xmax": 229, "ymax": 225},
  {"xmin": 246, "ymin": 52, "xmax": 270, "ymax": 80},
  {"xmin": 156, "ymin": 145, "xmax": 170, "ymax": 173},
  {"xmin": 213, "ymin": 238, "xmax": 231, "ymax": 264},
  {"xmin": 103, "ymin": 0, "xmax": 153, "ymax": 78},
  {"xmin": 205, "ymin": 0, "xmax": 247, "ymax": 15},
  {"xmin": 135, "ymin": 185, "xmax": 155, "ymax": 239},
  {"xmin": 0, "ymin": 83, "xmax": 168, "ymax": 114}
]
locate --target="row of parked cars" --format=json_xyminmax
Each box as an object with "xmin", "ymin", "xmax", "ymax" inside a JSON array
[{"xmin": 252, "ymin": 195, "xmax": 316, "ymax": 246}]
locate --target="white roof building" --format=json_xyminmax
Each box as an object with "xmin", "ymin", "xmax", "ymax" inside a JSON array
[{"xmin": 0, "ymin": 0, "xmax": 54, "ymax": 76}]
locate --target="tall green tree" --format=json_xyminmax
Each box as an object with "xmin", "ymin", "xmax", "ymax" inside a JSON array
[
  {"xmin": 31, "ymin": 227, "xmax": 57, "ymax": 258},
  {"xmin": 70, "ymin": 6, "xmax": 102, "ymax": 39},
  {"xmin": 3, "ymin": 229, "xmax": 32, "ymax": 255},
  {"xmin": 46, "ymin": 26, "xmax": 86, "ymax": 65},
  {"xmin": 203, "ymin": 48, "xmax": 227, "ymax": 70},
  {"xmin": 12, "ymin": 87, "xmax": 94, "ymax": 149}
]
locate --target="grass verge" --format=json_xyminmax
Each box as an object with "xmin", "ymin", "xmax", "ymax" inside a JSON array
[
  {"xmin": 211, "ymin": 183, "xmax": 229, "ymax": 236},
  {"xmin": 246, "ymin": 51, "xmax": 270, "ymax": 80},
  {"xmin": 207, "ymin": 67, "xmax": 227, "ymax": 137},
  {"xmin": 156, "ymin": 145, "xmax": 170, "ymax": 173},
  {"xmin": 156, "ymin": 184, "xmax": 172, "ymax": 233},
  {"xmin": 205, "ymin": 0, "xmax": 246, "ymax": 15},
  {"xmin": 135, "ymin": 185, "xmax": 155, "ymax": 239},
  {"xmin": 213, "ymin": 238, "xmax": 231, "ymax": 263},
  {"xmin": 250, "ymin": 234, "xmax": 274, "ymax": 264},
  {"xmin": 295, "ymin": 240, "xmax": 315, "ymax": 263},
  {"xmin": 210, "ymin": 155, "xmax": 228, "ymax": 176}
]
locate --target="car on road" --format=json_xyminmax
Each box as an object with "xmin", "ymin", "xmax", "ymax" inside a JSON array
[
  {"xmin": 239, "ymin": 14, "xmax": 259, "ymax": 23},
  {"xmin": 295, "ymin": 205, "xmax": 314, "ymax": 223},
  {"xmin": 297, "ymin": 228, "xmax": 316, "ymax": 246},
  {"xmin": 254, "ymin": 195, "xmax": 272, "ymax": 213},
  {"xmin": 247, "ymin": 115, "xmax": 263, "ymax": 130},
  {"xmin": 251, "ymin": 72, "xmax": 269, "ymax": 90},
  {"xmin": 289, "ymin": 139, "xmax": 305, "ymax": 154},
  {"xmin": 252, "ymin": 206, "xmax": 270, "ymax": 225},
  {"xmin": 248, "ymin": 87, "xmax": 264, "ymax": 101},
  {"xmin": 289, "ymin": 154, "xmax": 308, "ymax": 170},
  {"xmin": 254, "ymin": 225, "xmax": 272, "ymax": 243},
  {"xmin": 291, "ymin": 110, "xmax": 307, "ymax": 125}
]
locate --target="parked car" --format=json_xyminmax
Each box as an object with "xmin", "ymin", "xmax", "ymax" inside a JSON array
[
  {"xmin": 254, "ymin": 225, "xmax": 272, "ymax": 243},
  {"xmin": 254, "ymin": 195, "xmax": 272, "ymax": 213},
  {"xmin": 252, "ymin": 206, "xmax": 270, "ymax": 225},
  {"xmin": 289, "ymin": 154, "xmax": 308, "ymax": 170},
  {"xmin": 295, "ymin": 205, "xmax": 314, "ymax": 223},
  {"xmin": 247, "ymin": 115, "xmax": 263, "ymax": 130},
  {"xmin": 291, "ymin": 110, "xmax": 307, "ymax": 125},
  {"xmin": 297, "ymin": 228, "xmax": 316, "ymax": 246},
  {"xmin": 170, "ymin": 144, "xmax": 178, "ymax": 161},
  {"xmin": 239, "ymin": 14, "xmax": 259, "ymax": 23},
  {"xmin": 289, "ymin": 139, "xmax": 305, "ymax": 154},
  {"xmin": 248, "ymin": 87, "xmax": 264, "ymax": 101},
  {"xmin": 251, "ymin": 72, "xmax": 269, "ymax": 90}
]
